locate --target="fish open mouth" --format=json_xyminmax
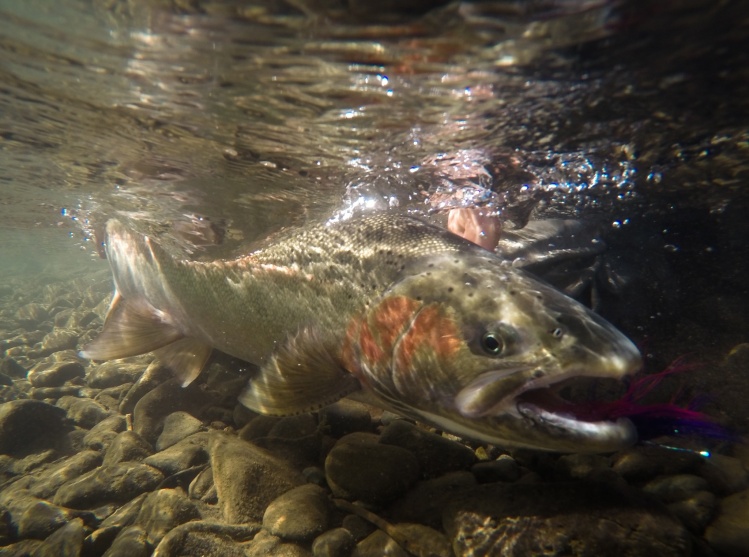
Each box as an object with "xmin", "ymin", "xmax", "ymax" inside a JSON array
[{"xmin": 512, "ymin": 375, "xmax": 637, "ymax": 445}]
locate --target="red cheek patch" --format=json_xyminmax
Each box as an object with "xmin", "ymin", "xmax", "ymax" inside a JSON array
[
  {"xmin": 370, "ymin": 296, "xmax": 422, "ymax": 353},
  {"xmin": 341, "ymin": 296, "xmax": 422, "ymax": 375},
  {"xmin": 395, "ymin": 304, "xmax": 461, "ymax": 372}
]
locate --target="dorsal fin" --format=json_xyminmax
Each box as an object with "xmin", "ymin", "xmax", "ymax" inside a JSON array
[{"xmin": 239, "ymin": 327, "xmax": 361, "ymax": 416}]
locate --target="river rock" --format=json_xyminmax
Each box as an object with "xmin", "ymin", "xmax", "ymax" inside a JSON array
[
  {"xmin": 232, "ymin": 403, "xmax": 257, "ymax": 429},
  {"xmin": 0, "ymin": 356, "xmax": 27, "ymax": 378},
  {"xmin": 103, "ymin": 431, "xmax": 153, "ymax": 467},
  {"xmin": 312, "ymin": 527, "xmax": 355, "ymax": 557},
  {"xmin": 302, "ymin": 466, "xmax": 326, "ymax": 487},
  {"xmin": 263, "ymin": 484, "xmax": 330, "ymax": 542},
  {"xmin": 118, "ymin": 361, "xmax": 172, "ymax": 415},
  {"xmin": 15, "ymin": 303, "xmax": 49, "ymax": 328},
  {"xmin": 135, "ymin": 488, "xmax": 201, "ymax": 545},
  {"xmin": 210, "ymin": 432, "xmax": 304, "ymax": 523},
  {"xmin": 53, "ymin": 462, "xmax": 165, "ymax": 509},
  {"xmin": 84, "ymin": 526, "xmax": 120, "ymax": 557},
  {"xmin": 642, "ymin": 474, "xmax": 709, "ymax": 504},
  {"xmin": 188, "ymin": 465, "xmax": 216, "ymax": 503},
  {"xmin": 668, "ymin": 490, "xmax": 717, "ymax": 532},
  {"xmin": 57, "ymin": 396, "xmax": 112, "ymax": 429},
  {"xmin": 153, "ymin": 521, "xmax": 260, "ymax": 557},
  {"xmin": 29, "ymin": 386, "xmax": 81, "ymax": 401},
  {"xmin": 443, "ymin": 481, "xmax": 691, "ymax": 557},
  {"xmin": 471, "ymin": 454, "xmax": 521, "ymax": 483},
  {"xmin": 102, "ymin": 525, "xmax": 151, "ymax": 557},
  {"xmin": 36, "ymin": 328, "xmax": 79, "ymax": 356},
  {"xmin": 0, "ymin": 506, "xmax": 12, "ymax": 545},
  {"xmin": 319, "ymin": 400, "xmax": 373, "ymax": 437},
  {"xmin": 704, "ymin": 486, "xmax": 749, "ymax": 556},
  {"xmin": 132, "ymin": 378, "xmax": 215, "ymax": 443},
  {"xmin": 53, "ymin": 308, "xmax": 75, "ymax": 328},
  {"xmin": 87, "ymin": 361, "xmax": 145, "ymax": 389},
  {"xmin": 341, "ymin": 515, "xmax": 375, "ymax": 542},
  {"xmin": 16, "ymin": 500, "xmax": 86, "ymax": 540},
  {"xmin": 83, "ymin": 415, "xmax": 127, "ymax": 451},
  {"xmin": 352, "ymin": 530, "xmax": 408, "ymax": 557},
  {"xmin": 28, "ymin": 360, "xmax": 85, "ymax": 388},
  {"xmin": 240, "ymin": 415, "xmax": 282, "ymax": 441},
  {"xmin": 387, "ymin": 523, "xmax": 452, "ymax": 557},
  {"xmin": 554, "ymin": 453, "xmax": 612, "ymax": 481},
  {"xmin": 698, "ymin": 454, "xmax": 749, "ymax": 495},
  {"xmin": 251, "ymin": 414, "xmax": 322, "ymax": 469},
  {"xmin": 0, "ymin": 399, "xmax": 67, "ymax": 456},
  {"xmin": 611, "ymin": 448, "xmax": 663, "ymax": 481},
  {"xmin": 325, "ymin": 433, "xmax": 420, "ymax": 506},
  {"xmin": 31, "ymin": 517, "xmax": 85, "ymax": 557},
  {"xmin": 155, "ymin": 411, "xmax": 204, "ymax": 451},
  {"xmin": 100, "ymin": 493, "xmax": 148, "ymax": 529},
  {"xmin": 388, "ymin": 471, "xmax": 477, "ymax": 529},
  {"xmin": 379, "ymin": 420, "xmax": 476, "ymax": 478},
  {"xmin": 29, "ymin": 449, "xmax": 103, "ymax": 499},
  {"xmin": 244, "ymin": 529, "xmax": 312, "ymax": 557},
  {"xmin": 143, "ymin": 432, "xmax": 210, "ymax": 476}
]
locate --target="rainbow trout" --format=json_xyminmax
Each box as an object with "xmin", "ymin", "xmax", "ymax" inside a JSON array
[{"xmin": 82, "ymin": 214, "xmax": 641, "ymax": 452}]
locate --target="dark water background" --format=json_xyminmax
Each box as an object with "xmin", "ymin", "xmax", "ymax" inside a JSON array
[{"xmin": 1, "ymin": 0, "xmax": 748, "ymax": 431}]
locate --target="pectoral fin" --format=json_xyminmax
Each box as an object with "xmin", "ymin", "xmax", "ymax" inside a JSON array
[
  {"xmin": 239, "ymin": 327, "xmax": 360, "ymax": 416},
  {"xmin": 80, "ymin": 292, "xmax": 183, "ymax": 360}
]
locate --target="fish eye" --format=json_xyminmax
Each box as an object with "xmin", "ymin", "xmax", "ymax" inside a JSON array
[
  {"xmin": 551, "ymin": 327, "xmax": 564, "ymax": 339},
  {"xmin": 481, "ymin": 332, "xmax": 504, "ymax": 355}
]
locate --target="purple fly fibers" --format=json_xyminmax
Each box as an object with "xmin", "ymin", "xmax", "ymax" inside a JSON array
[{"xmin": 573, "ymin": 357, "xmax": 733, "ymax": 442}]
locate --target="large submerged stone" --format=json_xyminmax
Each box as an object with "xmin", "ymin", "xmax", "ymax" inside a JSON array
[
  {"xmin": 443, "ymin": 481, "xmax": 692, "ymax": 557},
  {"xmin": 210, "ymin": 432, "xmax": 304, "ymax": 524},
  {"xmin": 0, "ymin": 400, "xmax": 68, "ymax": 456},
  {"xmin": 325, "ymin": 433, "xmax": 420, "ymax": 506}
]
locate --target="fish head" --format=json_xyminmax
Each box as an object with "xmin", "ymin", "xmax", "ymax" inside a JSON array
[{"xmin": 350, "ymin": 250, "xmax": 642, "ymax": 452}]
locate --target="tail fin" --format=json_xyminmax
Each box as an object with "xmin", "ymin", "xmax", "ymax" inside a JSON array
[{"xmin": 80, "ymin": 220, "xmax": 213, "ymax": 386}]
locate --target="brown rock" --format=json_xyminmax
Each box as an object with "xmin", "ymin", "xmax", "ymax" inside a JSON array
[
  {"xmin": 210, "ymin": 432, "xmax": 304, "ymax": 523},
  {"xmin": 443, "ymin": 482, "xmax": 692, "ymax": 557}
]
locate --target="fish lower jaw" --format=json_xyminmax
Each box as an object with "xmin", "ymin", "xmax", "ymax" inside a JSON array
[
  {"xmin": 515, "ymin": 397, "xmax": 637, "ymax": 452},
  {"xmin": 500, "ymin": 374, "xmax": 637, "ymax": 451}
]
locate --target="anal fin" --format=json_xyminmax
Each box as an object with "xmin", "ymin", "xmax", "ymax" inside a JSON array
[
  {"xmin": 153, "ymin": 337, "xmax": 213, "ymax": 387},
  {"xmin": 80, "ymin": 292, "xmax": 183, "ymax": 360},
  {"xmin": 239, "ymin": 327, "xmax": 360, "ymax": 416}
]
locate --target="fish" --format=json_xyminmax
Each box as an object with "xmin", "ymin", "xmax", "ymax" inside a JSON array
[{"xmin": 81, "ymin": 213, "xmax": 643, "ymax": 452}]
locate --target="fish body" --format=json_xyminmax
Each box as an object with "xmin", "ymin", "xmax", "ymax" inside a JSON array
[{"xmin": 82, "ymin": 214, "xmax": 641, "ymax": 452}]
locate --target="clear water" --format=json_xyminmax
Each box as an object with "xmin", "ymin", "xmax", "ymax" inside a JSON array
[{"xmin": 1, "ymin": 1, "xmax": 747, "ymax": 427}]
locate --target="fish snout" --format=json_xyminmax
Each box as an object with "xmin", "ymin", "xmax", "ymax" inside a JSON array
[{"xmin": 553, "ymin": 310, "xmax": 642, "ymax": 380}]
